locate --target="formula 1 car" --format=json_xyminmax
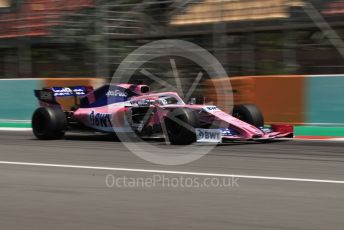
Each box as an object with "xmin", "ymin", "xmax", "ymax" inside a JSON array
[{"xmin": 32, "ymin": 83, "xmax": 293, "ymax": 144}]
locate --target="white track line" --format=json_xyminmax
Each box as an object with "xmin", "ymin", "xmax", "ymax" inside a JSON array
[
  {"xmin": 0, "ymin": 161, "xmax": 344, "ymax": 184},
  {"xmin": 332, "ymin": 138, "xmax": 344, "ymax": 141},
  {"xmin": 0, "ymin": 119, "xmax": 30, "ymax": 123},
  {"xmin": 0, "ymin": 128, "xmax": 31, "ymax": 131}
]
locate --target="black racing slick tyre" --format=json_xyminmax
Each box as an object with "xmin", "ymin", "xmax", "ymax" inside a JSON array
[
  {"xmin": 32, "ymin": 107, "xmax": 67, "ymax": 140},
  {"xmin": 233, "ymin": 104, "xmax": 264, "ymax": 128},
  {"xmin": 164, "ymin": 108, "xmax": 199, "ymax": 145}
]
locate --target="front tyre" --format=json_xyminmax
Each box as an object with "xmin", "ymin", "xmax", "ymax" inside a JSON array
[
  {"xmin": 32, "ymin": 107, "xmax": 67, "ymax": 140},
  {"xmin": 233, "ymin": 104, "xmax": 264, "ymax": 128},
  {"xmin": 164, "ymin": 108, "xmax": 199, "ymax": 145}
]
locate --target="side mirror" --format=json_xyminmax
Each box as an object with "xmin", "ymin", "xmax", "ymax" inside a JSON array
[
  {"xmin": 189, "ymin": 98, "xmax": 196, "ymax": 105},
  {"xmin": 141, "ymin": 86, "xmax": 150, "ymax": 93},
  {"xmin": 188, "ymin": 97, "xmax": 207, "ymax": 105}
]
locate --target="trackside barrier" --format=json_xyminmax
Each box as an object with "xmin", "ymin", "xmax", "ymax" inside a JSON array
[
  {"xmin": 207, "ymin": 75, "xmax": 344, "ymax": 129},
  {"xmin": 208, "ymin": 75, "xmax": 306, "ymax": 124},
  {"xmin": 0, "ymin": 78, "xmax": 106, "ymax": 125},
  {"xmin": 306, "ymin": 75, "xmax": 344, "ymax": 125},
  {"xmin": 0, "ymin": 79, "xmax": 39, "ymax": 122}
]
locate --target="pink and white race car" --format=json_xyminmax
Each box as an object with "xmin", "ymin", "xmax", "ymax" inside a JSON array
[{"xmin": 32, "ymin": 83, "xmax": 293, "ymax": 144}]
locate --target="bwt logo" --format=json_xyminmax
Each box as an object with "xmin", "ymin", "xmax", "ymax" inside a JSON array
[
  {"xmin": 89, "ymin": 111, "xmax": 113, "ymax": 127},
  {"xmin": 198, "ymin": 130, "xmax": 221, "ymax": 140},
  {"xmin": 206, "ymin": 106, "xmax": 218, "ymax": 111}
]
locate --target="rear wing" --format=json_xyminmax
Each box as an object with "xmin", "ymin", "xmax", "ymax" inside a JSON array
[{"xmin": 34, "ymin": 86, "xmax": 93, "ymax": 108}]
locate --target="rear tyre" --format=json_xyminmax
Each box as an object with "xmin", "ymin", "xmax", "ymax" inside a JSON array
[
  {"xmin": 233, "ymin": 104, "xmax": 264, "ymax": 128},
  {"xmin": 164, "ymin": 108, "xmax": 199, "ymax": 145},
  {"xmin": 32, "ymin": 107, "xmax": 67, "ymax": 140}
]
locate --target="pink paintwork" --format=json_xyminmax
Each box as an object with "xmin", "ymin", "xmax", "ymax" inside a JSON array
[
  {"xmin": 70, "ymin": 84, "xmax": 293, "ymax": 141},
  {"xmin": 35, "ymin": 84, "xmax": 293, "ymax": 144}
]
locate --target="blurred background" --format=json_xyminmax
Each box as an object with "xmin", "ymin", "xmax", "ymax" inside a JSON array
[
  {"xmin": 1, "ymin": 0, "xmax": 344, "ymax": 79},
  {"xmin": 1, "ymin": 0, "xmax": 344, "ymax": 132}
]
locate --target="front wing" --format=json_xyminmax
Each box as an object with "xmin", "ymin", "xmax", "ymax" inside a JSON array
[{"xmin": 196, "ymin": 125, "xmax": 293, "ymax": 143}]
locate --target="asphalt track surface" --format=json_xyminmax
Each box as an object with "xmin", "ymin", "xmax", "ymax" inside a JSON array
[{"xmin": 1, "ymin": 131, "xmax": 344, "ymax": 230}]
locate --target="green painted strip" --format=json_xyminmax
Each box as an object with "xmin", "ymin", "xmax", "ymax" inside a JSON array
[
  {"xmin": 0, "ymin": 122, "xmax": 31, "ymax": 128},
  {"xmin": 295, "ymin": 126, "xmax": 344, "ymax": 137}
]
